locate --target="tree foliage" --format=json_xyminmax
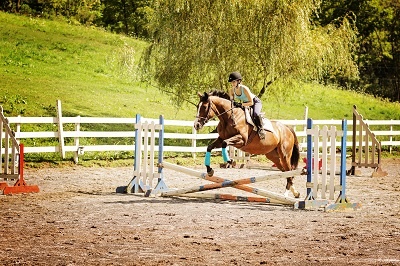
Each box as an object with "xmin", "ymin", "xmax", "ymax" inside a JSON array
[
  {"xmin": 2, "ymin": 0, "xmax": 398, "ymax": 102},
  {"xmin": 0, "ymin": 0, "xmax": 153, "ymax": 38},
  {"xmin": 1, "ymin": 0, "xmax": 104, "ymax": 24},
  {"xmin": 316, "ymin": 0, "xmax": 400, "ymax": 101},
  {"xmin": 102, "ymin": 0, "xmax": 153, "ymax": 37},
  {"xmin": 140, "ymin": 0, "xmax": 359, "ymax": 106}
]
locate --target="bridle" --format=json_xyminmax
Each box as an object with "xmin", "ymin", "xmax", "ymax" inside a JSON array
[{"xmin": 196, "ymin": 98, "xmax": 234, "ymax": 125}]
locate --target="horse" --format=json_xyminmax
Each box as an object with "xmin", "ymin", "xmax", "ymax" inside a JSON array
[{"xmin": 193, "ymin": 90, "xmax": 301, "ymax": 198}]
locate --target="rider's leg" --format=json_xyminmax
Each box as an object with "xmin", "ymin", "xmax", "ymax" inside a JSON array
[
  {"xmin": 254, "ymin": 115, "xmax": 266, "ymax": 139},
  {"xmin": 258, "ymin": 114, "xmax": 265, "ymax": 130},
  {"xmin": 253, "ymin": 98, "xmax": 265, "ymax": 139}
]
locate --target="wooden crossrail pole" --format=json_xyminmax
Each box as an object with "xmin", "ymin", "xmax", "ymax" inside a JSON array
[{"xmin": 161, "ymin": 162, "xmax": 300, "ymax": 204}]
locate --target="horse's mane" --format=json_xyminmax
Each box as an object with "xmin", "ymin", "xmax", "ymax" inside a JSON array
[{"xmin": 208, "ymin": 90, "xmax": 230, "ymax": 100}]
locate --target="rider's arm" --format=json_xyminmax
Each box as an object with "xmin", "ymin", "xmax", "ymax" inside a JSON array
[
  {"xmin": 229, "ymin": 89, "xmax": 234, "ymax": 101},
  {"xmin": 241, "ymin": 86, "xmax": 254, "ymax": 107}
]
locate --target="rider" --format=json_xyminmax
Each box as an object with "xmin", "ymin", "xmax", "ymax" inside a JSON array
[{"xmin": 228, "ymin": 72, "xmax": 265, "ymax": 139}]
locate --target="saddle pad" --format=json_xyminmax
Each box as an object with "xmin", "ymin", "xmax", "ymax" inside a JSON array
[
  {"xmin": 244, "ymin": 108, "xmax": 275, "ymax": 134},
  {"xmin": 262, "ymin": 118, "xmax": 275, "ymax": 133}
]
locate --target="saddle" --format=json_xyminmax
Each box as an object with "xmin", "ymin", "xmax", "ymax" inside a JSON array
[{"xmin": 243, "ymin": 107, "xmax": 275, "ymax": 134}]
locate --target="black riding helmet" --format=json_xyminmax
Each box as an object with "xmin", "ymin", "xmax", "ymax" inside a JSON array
[{"xmin": 228, "ymin": 72, "xmax": 242, "ymax": 82}]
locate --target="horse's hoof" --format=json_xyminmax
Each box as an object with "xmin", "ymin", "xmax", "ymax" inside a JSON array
[
  {"xmin": 144, "ymin": 189, "xmax": 152, "ymax": 197},
  {"xmin": 224, "ymin": 159, "xmax": 236, "ymax": 168},
  {"xmin": 294, "ymin": 192, "xmax": 300, "ymax": 198},
  {"xmin": 207, "ymin": 169, "xmax": 214, "ymax": 177}
]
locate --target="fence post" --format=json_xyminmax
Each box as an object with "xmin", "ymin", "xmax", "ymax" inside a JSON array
[
  {"xmin": 192, "ymin": 126, "xmax": 197, "ymax": 160},
  {"xmin": 302, "ymin": 106, "xmax": 308, "ymax": 149},
  {"xmin": 350, "ymin": 105, "xmax": 357, "ymax": 175},
  {"xmin": 56, "ymin": 100, "xmax": 65, "ymax": 159},
  {"xmin": 389, "ymin": 121, "xmax": 393, "ymax": 154},
  {"xmin": 74, "ymin": 115, "xmax": 81, "ymax": 164},
  {"xmin": 15, "ymin": 115, "xmax": 21, "ymax": 140},
  {"xmin": 4, "ymin": 121, "xmax": 10, "ymax": 174}
]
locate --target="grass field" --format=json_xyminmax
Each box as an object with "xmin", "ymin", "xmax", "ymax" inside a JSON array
[{"xmin": 1, "ymin": 11, "xmax": 399, "ymax": 164}]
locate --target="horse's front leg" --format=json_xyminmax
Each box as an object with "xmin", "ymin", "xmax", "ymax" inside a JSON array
[
  {"xmin": 205, "ymin": 137, "xmax": 224, "ymax": 176},
  {"xmin": 205, "ymin": 135, "xmax": 245, "ymax": 176},
  {"xmin": 220, "ymin": 134, "xmax": 246, "ymax": 169}
]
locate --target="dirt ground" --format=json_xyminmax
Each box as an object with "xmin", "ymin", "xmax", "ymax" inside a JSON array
[{"xmin": 0, "ymin": 158, "xmax": 399, "ymax": 266}]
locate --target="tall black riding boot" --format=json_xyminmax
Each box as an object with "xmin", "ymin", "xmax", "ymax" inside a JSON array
[{"xmin": 256, "ymin": 115, "xmax": 266, "ymax": 139}]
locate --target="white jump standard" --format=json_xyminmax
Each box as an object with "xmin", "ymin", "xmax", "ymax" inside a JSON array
[{"xmin": 295, "ymin": 119, "xmax": 361, "ymax": 211}]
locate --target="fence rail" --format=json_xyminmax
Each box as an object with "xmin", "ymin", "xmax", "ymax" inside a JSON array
[{"xmin": 1, "ymin": 101, "xmax": 399, "ymax": 163}]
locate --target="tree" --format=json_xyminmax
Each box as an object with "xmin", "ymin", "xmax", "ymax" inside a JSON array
[
  {"xmin": 0, "ymin": 0, "xmax": 103, "ymax": 25},
  {"xmin": 140, "ymin": 0, "xmax": 359, "ymax": 106},
  {"xmin": 0, "ymin": 0, "xmax": 22, "ymax": 12},
  {"xmin": 315, "ymin": 0, "xmax": 400, "ymax": 101},
  {"xmin": 101, "ymin": 0, "xmax": 153, "ymax": 38}
]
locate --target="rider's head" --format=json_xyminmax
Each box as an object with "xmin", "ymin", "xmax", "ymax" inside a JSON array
[{"xmin": 228, "ymin": 72, "xmax": 242, "ymax": 83}]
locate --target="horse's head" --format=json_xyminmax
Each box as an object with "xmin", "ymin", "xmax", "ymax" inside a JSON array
[
  {"xmin": 194, "ymin": 90, "xmax": 232, "ymax": 131},
  {"xmin": 194, "ymin": 92, "xmax": 213, "ymax": 131}
]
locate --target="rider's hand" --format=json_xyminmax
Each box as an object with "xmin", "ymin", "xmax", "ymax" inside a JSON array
[{"xmin": 233, "ymin": 102, "xmax": 242, "ymax": 108}]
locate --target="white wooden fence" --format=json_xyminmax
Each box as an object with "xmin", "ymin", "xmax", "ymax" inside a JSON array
[{"xmin": 1, "ymin": 101, "xmax": 399, "ymax": 163}]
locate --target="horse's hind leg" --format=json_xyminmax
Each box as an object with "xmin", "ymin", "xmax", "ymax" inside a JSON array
[
  {"xmin": 276, "ymin": 145, "xmax": 300, "ymax": 198},
  {"xmin": 267, "ymin": 147, "xmax": 300, "ymax": 198},
  {"xmin": 285, "ymin": 177, "xmax": 300, "ymax": 198}
]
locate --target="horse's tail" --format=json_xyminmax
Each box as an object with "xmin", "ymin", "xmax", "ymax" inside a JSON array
[{"xmin": 289, "ymin": 126, "xmax": 300, "ymax": 170}]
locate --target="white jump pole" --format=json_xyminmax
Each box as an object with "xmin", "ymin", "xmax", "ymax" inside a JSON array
[{"xmin": 162, "ymin": 161, "xmax": 300, "ymax": 205}]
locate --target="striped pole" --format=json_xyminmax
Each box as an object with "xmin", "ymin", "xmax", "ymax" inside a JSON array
[
  {"xmin": 339, "ymin": 119, "xmax": 347, "ymax": 201},
  {"xmin": 306, "ymin": 118, "xmax": 313, "ymax": 198},
  {"xmin": 180, "ymin": 192, "xmax": 286, "ymax": 204},
  {"xmin": 162, "ymin": 162, "xmax": 300, "ymax": 204}
]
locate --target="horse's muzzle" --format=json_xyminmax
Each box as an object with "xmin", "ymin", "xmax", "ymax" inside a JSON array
[{"xmin": 193, "ymin": 119, "xmax": 204, "ymax": 131}]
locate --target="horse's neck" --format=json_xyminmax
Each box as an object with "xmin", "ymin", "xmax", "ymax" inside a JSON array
[
  {"xmin": 213, "ymin": 97, "xmax": 232, "ymax": 123},
  {"xmin": 214, "ymin": 97, "xmax": 248, "ymax": 137}
]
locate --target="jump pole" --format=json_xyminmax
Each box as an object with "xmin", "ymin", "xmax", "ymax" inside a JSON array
[
  {"xmin": 181, "ymin": 192, "xmax": 285, "ymax": 204},
  {"xmin": 161, "ymin": 161, "xmax": 300, "ymax": 205}
]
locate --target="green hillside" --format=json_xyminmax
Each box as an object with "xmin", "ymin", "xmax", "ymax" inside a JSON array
[
  {"xmin": 0, "ymin": 12, "xmax": 188, "ymax": 120},
  {"xmin": 1, "ymin": 11, "xmax": 400, "ymax": 121}
]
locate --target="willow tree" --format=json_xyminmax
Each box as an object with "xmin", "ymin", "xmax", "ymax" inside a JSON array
[{"xmin": 140, "ymin": 0, "xmax": 359, "ymax": 106}]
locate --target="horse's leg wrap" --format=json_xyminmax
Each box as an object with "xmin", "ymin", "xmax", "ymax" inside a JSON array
[
  {"xmin": 222, "ymin": 147, "xmax": 230, "ymax": 162},
  {"xmin": 204, "ymin": 151, "xmax": 214, "ymax": 176},
  {"xmin": 220, "ymin": 143, "xmax": 236, "ymax": 168},
  {"xmin": 205, "ymin": 151, "xmax": 211, "ymax": 166}
]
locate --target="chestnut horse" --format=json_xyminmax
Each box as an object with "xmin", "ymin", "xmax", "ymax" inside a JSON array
[{"xmin": 193, "ymin": 90, "xmax": 300, "ymax": 198}]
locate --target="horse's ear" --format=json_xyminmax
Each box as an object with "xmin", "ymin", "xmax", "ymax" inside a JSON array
[{"xmin": 198, "ymin": 92, "xmax": 208, "ymax": 101}]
